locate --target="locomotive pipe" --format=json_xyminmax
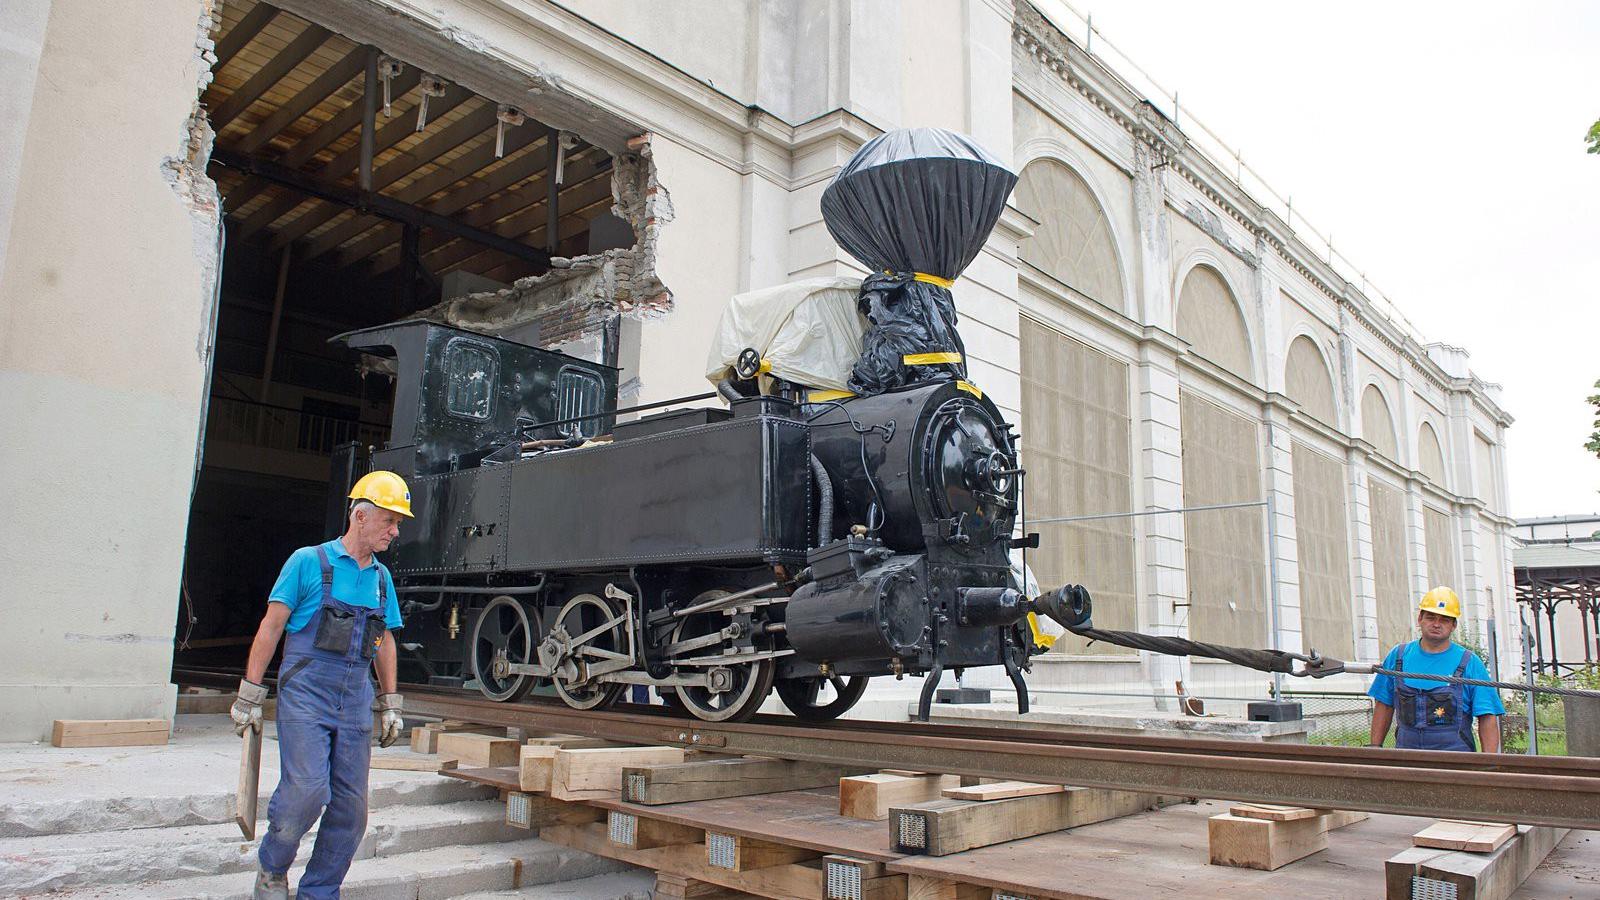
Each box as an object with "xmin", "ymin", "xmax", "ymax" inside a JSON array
[
  {"xmin": 672, "ymin": 580, "xmax": 784, "ymax": 618},
  {"xmin": 809, "ymin": 454, "xmax": 834, "ymax": 546}
]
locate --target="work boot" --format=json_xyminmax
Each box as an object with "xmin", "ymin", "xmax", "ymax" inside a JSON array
[{"xmin": 252, "ymin": 869, "xmax": 289, "ymax": 900}]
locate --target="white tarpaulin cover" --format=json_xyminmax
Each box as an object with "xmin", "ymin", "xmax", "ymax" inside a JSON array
[{"xmin": 705, "ymin": 277, "xmax": 867, "ymax": 393}]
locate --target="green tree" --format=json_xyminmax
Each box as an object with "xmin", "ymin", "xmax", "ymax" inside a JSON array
[
  {"xmin": 1589, "ymin": 119, "xmax": 1600, "ymax": 155},
  {"xmin": 1588, "ymin": 378, "xmax": 1600, "ymax": 458}
]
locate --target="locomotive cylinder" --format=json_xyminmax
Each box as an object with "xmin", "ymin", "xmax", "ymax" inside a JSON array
[{"xmin": 784, "ymin": 559, "xmax": 928, "ymax": 663}]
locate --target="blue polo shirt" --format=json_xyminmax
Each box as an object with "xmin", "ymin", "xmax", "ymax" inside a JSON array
[
  {"xmin": 1367, "ymin": 642, "xmax": 1504, "ymax": 716},
  {"xmin": 268, "ymin": 539, "xmax": 403, "ymax": 634}
]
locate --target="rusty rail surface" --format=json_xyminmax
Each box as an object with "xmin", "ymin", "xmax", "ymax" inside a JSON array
[{"xmin": 173, "ymin": 669, "xmax": 1600, "ymax": 829}]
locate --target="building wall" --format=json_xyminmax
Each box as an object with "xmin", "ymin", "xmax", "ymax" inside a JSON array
[
  {"xmin": 0, "ymin": 0, "xmax": 220, "ymax": 739},
  {"xmin": 0, "ymin": 0, "xmax": 1521, "ymax": 733}
]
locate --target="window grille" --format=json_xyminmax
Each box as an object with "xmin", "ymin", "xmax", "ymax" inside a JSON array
[
  {"xmin": 555, "ymin": 366, "xmax": 605, "ymax": 437},
  {"xmin": 443, "ymin": 339, "xmax": 496, "ymax": 420}
]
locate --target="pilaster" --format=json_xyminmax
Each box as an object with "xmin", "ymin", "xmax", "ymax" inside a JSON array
[
  {"xmin": 1347, "ymin": 444, "xmax": 1379, "ymax": 661},
  {"xmin": 1262, "ymin": 397, "xmax": 1303, "ymax": 656},
  {"xmin": 1136, "ymin": 331, "xmax": 1186, "ymax": 707}
]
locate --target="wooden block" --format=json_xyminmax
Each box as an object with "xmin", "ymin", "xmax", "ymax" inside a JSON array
[
  {"xmin": 940, "ymin": 780, "xmax": 1064, "ymax": 802},
  {"xmin": 436, "ymin": 732, "xmax": 519, "ymax": 768},
  {"xmin": 519, "ymin": 744, "xmax": 561, "ymax": 792},
  {"xmin": 550, "ymin": 746, "xmax": 685, "ymax": 800},
  {"xmin": 1208, "ymin": 812, "xmax": 1328, "ymax": 871},
  {"xmin": 410, "ymin": 721, "xmax": 501, "ymax": 754},
  {"xmin": 1386, "ymin": 825, "xmax": 1568, "ymax": 900},
  {"xmin": 1413, "ymin": 819, "xmax": 1518, "ymax": 853},
  {"xmin": 370, "ymin": 754, "xmax": 457, "ymax": 772},
  {"xmin": 608, "ymin": 810, "xmax": 704, "ymax": 850},
  {"xmin": 624, "ymin": 756, "xmax": 864, "ymax": 805},
  {"xmin": 706, "ymin": 832, "xmax": 820, "ymax": 872},
  {"xmin": 51, "ymin": 719, "xmax": 169, "ymax": 748},
  {"xmin": 1228, "ymin": 803, "xmax": 1321, "ymax": 822},
  {"xmin": 523, "ymin": 732, "xmax": 613, "ymax": 748},
  {"xmin": 503, "ymin": 790, "xmax": 605, "ymax": 830},
  {"xmin": 544, "ymin": 821, "xmax": 827, "ymax": 899},
  {"xmin": 892, "ymin": 786, "xmax": 1161, "ymax": 856},
  {"xmin": 654, "ymin": 873, "xmax": 747, "ymax": 899},
  {"xmin": 1320, "ymin": 809, "xmax": 1369, "ymax": 831},
  {"xmin": 840, "ymin": 773, "xmax": 959, "ymax": 821},
  {"xmin": 822, "ymin": 856, "xmax": 907, "ymax": 900}
]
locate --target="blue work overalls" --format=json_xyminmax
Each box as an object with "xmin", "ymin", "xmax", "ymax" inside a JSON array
[
  {"xmin": 1393, "ymin": 642, "xmax": 1476, "ymax": 752},
  {"xmin": 259, "ymin": 547, "xmax": 388, "ymax": 898}
]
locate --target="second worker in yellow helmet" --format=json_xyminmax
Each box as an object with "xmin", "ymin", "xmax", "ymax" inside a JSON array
[{"xmin": 1366, "ymin": 586, "xmax": 1503, "ymax": 752}]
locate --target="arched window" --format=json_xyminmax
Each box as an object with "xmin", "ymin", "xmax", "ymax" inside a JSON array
[
  {"xmin": 1175, "ymin": 265, "xmax": 1252, "ymax": 382},
  {"xmin": 1417, "ymin": 421, "xmax": 1447, "ymax": 485},
  {"xmin": 1284, "ymin": 335, "xmax": 1337, "ymax": 425},
  {"xmin": 1360, "ymin": 385, "xmax": 1398, "ymax": 460},
  {"xmin": 1013, "ymin": 159, "xmax": 1125, "ymax": 313}
]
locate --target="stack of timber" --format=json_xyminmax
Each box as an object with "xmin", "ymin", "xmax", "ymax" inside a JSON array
[
  {"xmin": 1207, "ymin": 803, "xmax": 1369, "ymax": 871},
  {"xmin": 1385, "ymin": 821, "xmax": 1568, "ymax": 900}
]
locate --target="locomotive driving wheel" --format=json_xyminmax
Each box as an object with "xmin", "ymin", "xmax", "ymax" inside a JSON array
[
  {"xmin": 547, "ymin": 593, "xmax": 629, "ymax": 711},
  {"xmin": 668, "ymin": 591, "xmax": 776, "ymax": 723},
  {"xmin": 775, "ymin": 674, "xmax": 870, "ymax": 722},
  {"xmin": 470, "ymin": 596, "xmax": 539, "ymax": 702}
]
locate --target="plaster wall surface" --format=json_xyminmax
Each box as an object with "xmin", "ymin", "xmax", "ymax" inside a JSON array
[{"xmin": 0, "ymin": 0, "xmax": 219, "ymax": 740}]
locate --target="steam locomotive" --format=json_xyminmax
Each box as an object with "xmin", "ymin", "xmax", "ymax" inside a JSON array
[{"xmin": 327, "ymin": 128, "xmax": 1094, "ymax": 723}]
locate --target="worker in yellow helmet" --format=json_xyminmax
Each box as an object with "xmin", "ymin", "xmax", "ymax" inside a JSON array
[
  {"xmin": 231, "ymin": 471, "xmax": 413, "ymax": 899},
  {"xmin": 1366, "ymin": 586, "xmax": 1504, "ymax": 753}
]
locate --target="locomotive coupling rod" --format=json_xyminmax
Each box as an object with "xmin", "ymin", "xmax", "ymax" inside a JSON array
[{"xmin": 672, "ymin": 581, "xmax": 784, "ymax": 618}]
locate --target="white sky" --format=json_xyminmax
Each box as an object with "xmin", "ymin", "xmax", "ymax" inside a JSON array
[{"xmin": 1033, "ymin": 0, "xmax": 1600, "ymax": 518}]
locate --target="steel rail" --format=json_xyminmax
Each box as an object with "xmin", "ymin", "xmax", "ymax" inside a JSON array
[{"xmin": 171, "ymin": 668, "xmax": 1600, "ymax": 827}]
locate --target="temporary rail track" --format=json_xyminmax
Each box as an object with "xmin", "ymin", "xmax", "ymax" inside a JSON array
[{"xmin": 173, "ymin": 668, "xmax": 1600, "ymax": 829}]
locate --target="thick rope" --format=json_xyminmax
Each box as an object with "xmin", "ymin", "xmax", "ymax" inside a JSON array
[{"xmin": 1367, "ymin": 667, "xmax": 1600, "ymax": 700}]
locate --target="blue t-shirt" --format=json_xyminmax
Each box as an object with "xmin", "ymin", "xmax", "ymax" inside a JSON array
[
  {"xmin": 269, "ymin": 540, "xmax": 403, "ymax": 634},
  {"xmin": 1367, "ymin": 642, "xmax": 1504, "ymax": 717}
]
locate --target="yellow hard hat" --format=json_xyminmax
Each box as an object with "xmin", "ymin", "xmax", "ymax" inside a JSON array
[
  {"xmin": 348, "ymin": 470, "xmax": 414, "ymax": 518},
  {"xmin": 1419, "ymin": 586, "xmax": 1461, "ymax": 619}
]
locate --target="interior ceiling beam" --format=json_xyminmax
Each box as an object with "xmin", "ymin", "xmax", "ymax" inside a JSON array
[
  {"xmin": 304, "ymin": 127, "xmax": 548, "ymax": 263},
  {"xmin": 213, "ymin": 2, "xmax": 278, "ymax": 71},
  {"xmin": 432, "ymin": 189, "xmax": 612, "ymax": 278},
  {"xmin": 401, "ymin": 178, "xmax": 612, "ymax": 278},
  {"xmin": 233, "ymin": 67, "xmax": 431, "ymax": 240},
  {"xmin": 213, "ymin": 148, "xmax": 552, "ymax": 268},
  {"xmin": 329, "ymin": 137, "xmax": 562, "ymax": 268},
  {"xmin": 209, "ymin": 22, "xmax": 331, "ymax": 132},
  {"xmin": 269, "ymin": 99, "xmax": 499, "ymax": 253},
  {"xmin": 235, "ymin": 45, "xmax": 365, "ymax": 155},
  {"xmin": 366, "ymin": 156, "xmax": 608, "ymax": 275}
]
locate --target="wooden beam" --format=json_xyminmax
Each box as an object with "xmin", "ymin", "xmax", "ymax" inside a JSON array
[
  {"xmin": 940, "ymin": 781, "xmax": 1064, "ymax": 802},
  {"xmin": 399, "ymin": 172, "xmax": 610, "ymax": 276},
  {"xmin": 891, "ymin": 786, "xmax": 1163, "ymax": 856},
  {"xmin": 358, "ymin": 47, "xmax": 377, "ymax": 192},
  {"xmin": 235, "ymin": 45, "xmax": 366, "ymax": 155},
  {"xmin": 1208, "ymin": 812, "xmax": 1328, "ymax": 871},
  {"xmin": 51, "ymin": 719, "xmax": 169, "ymax": 748},
  {"xmin": 431, "ymin": 190, "xmax": 611, "ymax": 278},
  {"xmin": 209, "ymin": 22, "xmax": 330, "ymax": 131},
  {"xmin": 622, "ymin": 756, "xmax": 865, "ymax": 805},
  {"xmin": 312, "ymin": 130, "xmax": 549, "ymax": 263},
  {"xmin": 1385, "ymin": 825, "xmax": 1569, "ymax": 900},
  {"xmin": 270, "ymin": 100, "xmax": 499, "ymax": 251},
  {"xmin": 706, "ymin": 833, "xmax": 819, "ymax": 872},
  {"xmin": 212, "ymin": 148, "xmax": 553, "ymax": 267},
  {"xmin": 840, "ymin": 774, "xmax": 958, "ymax": 821},
  {"xmin": 434, "ymin": 732, "xmax": 519, "ymax": 768},
  {"xmin": 1413, "ymin": 820, "xmax": 1518, "ymax": 853},
  {"xmin": 503, "ymin": 791, "xmax": 604, "ymax": 830},
  {"xmin": 213, "ymin": 2, "xmax": 277, "ymax": 70},
  {"xmin": 362, "ymin": 148, "xmax": 603, "ymax": 271},
  {"xmin": 549, "ymin": 746, "xmax": 685, "ymax": 800},
  {"xmin": 607, "ymin": 810, "xmax": 704, "ymax": 851}
]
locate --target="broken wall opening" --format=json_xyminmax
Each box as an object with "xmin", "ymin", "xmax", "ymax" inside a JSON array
[{"xmin": 176, "ymin": 0, "xmax": 668, "ymax": 675}]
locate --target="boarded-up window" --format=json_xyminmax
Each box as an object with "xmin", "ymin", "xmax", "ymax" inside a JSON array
[
  {"xmin": 1361, "ymin": 385, "xmax": 1398, "ymax": 460},
  {"xmin": 1370, "ymin": 479, "xmax": 1411, "ymax": 653},
  {"xmin": 1020, "ymin": 318, "xmax": 1135, "ymax": 653},
  {"xmin": 1176, "ymin": 265, "xmax": 1252, "ymax": 383},
  {"xmin": 1424, "ymin": 506, "xmax": 1459, "ymax": 594},
  {"xmin": 1474, "ymin": 433, "xmax": 1497, "ymax": 503},
  {"xmin": 1418, "ymin": 421, "xmax": 1447, "ymax": 486},
  {"xmin": 1285, "ymin": 336, "xmax": 1337, "ymax": 426},
  {"xmin": 1014, "ymin": 160, "xmax": 1125, "ymax": 312},
  {"xmin": 1293, "ymin": 442, "xmax": 1352, "ymax": 658},
  {"xmin": 1180, "ymin": 391, "xmax": 1266, "ymax": 646}
]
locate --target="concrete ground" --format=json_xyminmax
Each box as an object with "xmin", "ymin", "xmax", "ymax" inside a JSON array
[{"xmin": 0, "ymin": 714, "xmax": 651, "ymax": 898}]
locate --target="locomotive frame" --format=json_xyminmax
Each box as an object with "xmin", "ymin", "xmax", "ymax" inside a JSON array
[{"xmin": 332, "ymin": 319, "xmax": 1072, "ymax": 723}]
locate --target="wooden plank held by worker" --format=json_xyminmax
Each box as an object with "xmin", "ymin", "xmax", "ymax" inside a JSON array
[
  {"xmin": 51, "ymin": 719, "xmax": 169, "ymax": 748},
  {"xmin": 236, "ymin": 725, "xmax": 263, "ymax": 840}
]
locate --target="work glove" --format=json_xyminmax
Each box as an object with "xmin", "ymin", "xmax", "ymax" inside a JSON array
[
  {"xmin": 231, "ymin": 679, "xmax": 268, "ymax": 736},
  {"xmin": 376, "ymin": 693, "xmax": 404, "ymax": 748}
]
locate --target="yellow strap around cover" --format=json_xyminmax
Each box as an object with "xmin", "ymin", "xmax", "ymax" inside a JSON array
[
  {"xmin": 955, "ymin": 380, "xmax": 983, "ymax": 399},
  {"xmin": 1027, "ymin": 612, "xmax": 1058, "ymax": 650},
  {"xmin": 881, "ymin": 270, "xmax": 955, "ymax": 289},
  {"xmin": 806, "ymin": 388, "xmax": 856, "ymax": 403},
  {"xmin": 902, "ymin": 352, "xmax": 963, "ymax": 366}
]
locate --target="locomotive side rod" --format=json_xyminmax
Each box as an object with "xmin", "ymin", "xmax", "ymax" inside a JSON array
[{"xmin": 398, "ymin": 689, "xmax": 1600, "ymax": 830}]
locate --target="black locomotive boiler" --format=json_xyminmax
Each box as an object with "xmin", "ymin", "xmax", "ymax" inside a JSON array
[{"xmin": 327, "ymin": 317, "xmax": 1092, "ymax": 723}]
